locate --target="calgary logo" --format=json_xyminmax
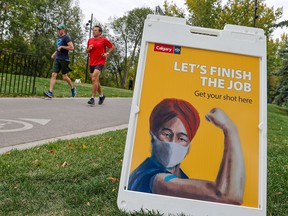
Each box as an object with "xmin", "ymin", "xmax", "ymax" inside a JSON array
[{"xmin": 154, "ymin": 43, "xmax": 181, "ymax": 54}]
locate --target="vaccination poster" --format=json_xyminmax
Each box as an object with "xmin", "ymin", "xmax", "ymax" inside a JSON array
[{"xmin": 128, "ymin": 42, "xmax": 260, "ymax": 208}]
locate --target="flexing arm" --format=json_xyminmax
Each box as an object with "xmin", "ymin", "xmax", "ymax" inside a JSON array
[
  {"xmin": 205, "ymin": 108, "xmax": 246, "ymax": 204},
  {"xmin": 152, "ymin": 108, "xmax": 245, "ymax": 205}
]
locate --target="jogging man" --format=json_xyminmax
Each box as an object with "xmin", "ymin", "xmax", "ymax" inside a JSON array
[
  {"xmin": 86, "ymin": 25, "xmax": 115, "ymax": 105},
  {"xmin": 44, "ymin": 23, "xmax": 76, "ymax": 98}
]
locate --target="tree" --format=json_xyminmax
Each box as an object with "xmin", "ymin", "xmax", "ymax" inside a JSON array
[
  {"xmin": 267, "ymin": 38, "xmax": 282, "ymax": 102},
  {"xmin": 0, "ymin": 0, "xmax": 85, "ymax": 78},
  {"xmin": 162, "ymin": 0, "xmax": 186, "ymax": 18},
  {"xmin": 185, "ymin": 0, "xmax": 222, "ymax": 28},
  {"xmin": 275, "ymin": 18, "xmax": 288, "ymax": 29},
  {"xmin": 110, "ymin": 7, "xmax": 153, "ymax": 88},
  {"xmin": 219, "ymin": 0, "xmax": 283, "ymax": 38},
  {"xmin": 273, "ymin": 35, "xmax": 288, "ymax": 106}
]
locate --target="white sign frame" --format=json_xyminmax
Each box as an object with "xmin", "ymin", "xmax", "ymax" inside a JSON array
[{"xmin": 117, "ymin": 14, "xmax": 267, "ymax": 216}]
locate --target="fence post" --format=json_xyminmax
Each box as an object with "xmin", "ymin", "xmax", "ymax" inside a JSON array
[{"xmin": 0, "ymin": 50, "xmax": 39, "ymax": 95}]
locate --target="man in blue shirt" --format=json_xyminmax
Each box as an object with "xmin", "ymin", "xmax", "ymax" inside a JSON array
[{"xmin": 44, "ymin": 23, "xmax": 76, "ymax": 98}]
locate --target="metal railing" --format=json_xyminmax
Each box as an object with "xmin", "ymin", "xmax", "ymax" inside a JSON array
[{"xmin": 0, "ymin": 50, "xmax": 38, "ymax": 95}]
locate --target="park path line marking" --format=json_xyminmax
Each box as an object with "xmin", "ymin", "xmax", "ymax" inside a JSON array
[
  {"xmin": 0, "ymin": 119, "xmax": 33, "ymax": 132},
  {"xmin": 20, "ymin": 118, "xmax": 51, "ymax": 125}
]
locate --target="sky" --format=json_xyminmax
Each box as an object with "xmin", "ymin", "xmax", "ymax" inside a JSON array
[{"xmin": 79, "ymin": 0, "xmax": 287, "ymax": 39}]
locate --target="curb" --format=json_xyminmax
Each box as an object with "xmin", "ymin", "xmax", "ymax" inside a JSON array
[{"xmin": 0, "ymin": 124, "xmax": 128, "ymax": 154}]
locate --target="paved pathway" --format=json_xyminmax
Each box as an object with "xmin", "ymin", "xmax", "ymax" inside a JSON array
[{"xmin": 0, "ymin": 97, "xmax": 132, "ymax": 154}]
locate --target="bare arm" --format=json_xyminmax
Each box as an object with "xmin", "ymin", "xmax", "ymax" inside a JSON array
[
  {"xmin": 57, "ymin": 41, "xmax": 74, "ymax": 51},
  {"xmin": 51, "ymin": 51, "xmax": 57, "ymax": 59},
  {"xmin": 152, "ymin": 108, "xmax": 245, "ymax": 205},
  {"xmin": 86, "ymin": 44, "xmax": 93, "ymax": 53},
  {"xmin": 205, "ymin": 108, "xmax": 246, "ymax": 203},
  {"xmin": 103, "ymin": 44, "xmax": 116, "ymax": 58}
]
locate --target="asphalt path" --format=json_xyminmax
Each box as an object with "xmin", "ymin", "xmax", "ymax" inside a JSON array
[{"xmin": 0, "ymin": 97, "xmax": 132, "ymax": 154}]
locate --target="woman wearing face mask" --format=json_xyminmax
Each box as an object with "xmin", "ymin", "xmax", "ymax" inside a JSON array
[{"xmin": 128, "ymin": 98, "xmax": 245, "ymax": 205}]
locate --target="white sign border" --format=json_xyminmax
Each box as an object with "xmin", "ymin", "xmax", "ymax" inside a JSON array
[{"xmin": 118, "ymin": 14, "xmax": 267, "ymax": 216}]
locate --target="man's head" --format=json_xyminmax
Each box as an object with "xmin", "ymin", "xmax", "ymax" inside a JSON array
[
  {"xmin": 57, "ymin": 23, "xmax": 65, "ymax": 30},
  {"xmin": 57, "ymin": 23, "xmax": 65, "ymax": 36},
  {"xmin": 150, "ymin": 98, "xmax": 200, "ymax": 142},
  {"xmin": 93, "ymin": 25, "xmax": 102, "ymax": 38}
]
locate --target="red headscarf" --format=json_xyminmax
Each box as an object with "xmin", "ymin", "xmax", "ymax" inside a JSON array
[{"xmin": 149, "ymin": 98, "xmax": 200, "ymax": 141}]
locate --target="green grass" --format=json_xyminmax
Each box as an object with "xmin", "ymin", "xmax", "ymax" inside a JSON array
[
  {"xmin": 1, "ymin": 77, "xmax": 133, "ymax": 98},
  {"xmin": 0, "ymin": 104, "xmax": 287, "ymax": 215},
  {"xmin": 36, "ymin": 77, "xmax": 133, "ymax": 98},
  {"xmin": 0, "ymin": 131, "xmax": 127, "ymax": 215},
  {"xmin": 267, "ymin": 105, "xmax": 288, "ymax": 216}
]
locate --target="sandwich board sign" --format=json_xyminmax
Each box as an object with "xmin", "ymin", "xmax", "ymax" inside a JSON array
[{"xmin": 117, "ymin": 14, "xmax": 267, "ymax": 216}]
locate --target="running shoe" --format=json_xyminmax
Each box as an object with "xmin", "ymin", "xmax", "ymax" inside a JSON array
[
  {"xmin": 43, "ymin": 91, "xmax": 53, "ymax": 98},
  {"xmin": 88, "ymin": 98, "xmax": 95, "ymax": 105},
  {"xmin": 98, "ymin": 95, "xmax": 106, "ymax": 105},
  {"xmin": 71, "ymin": 87, "xmax": 76, "ymax": 97}
]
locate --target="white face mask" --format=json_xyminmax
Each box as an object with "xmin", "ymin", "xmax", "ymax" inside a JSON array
[{"xmin": 151, "ymin": 133, "xmax": 190, "ymax": 168}]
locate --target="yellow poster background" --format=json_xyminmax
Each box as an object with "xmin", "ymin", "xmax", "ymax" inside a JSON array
[{"xmin": 129, "ymin": 43, "xmax": 260, "ymax": 208}]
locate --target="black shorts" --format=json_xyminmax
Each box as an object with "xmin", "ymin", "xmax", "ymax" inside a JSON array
[
  {"xmin": 90, "ymin": 65, "xmax": 104, "ymax": 73},
  {"xmin": 51, "ymin": 59, "xmax": 72, "ymax": 74}
]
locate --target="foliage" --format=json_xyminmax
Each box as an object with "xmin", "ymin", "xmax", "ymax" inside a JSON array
[
  {"xmin": 273, "ymin": 35, "xmax": 288, "ymax": 106},
  {"xmin": 275, "ymin": 19, "xmax": 288, "ymax": 28},
  {"xmin": 182, "ymin": 0, "xmax": 283, "ymax": 37},
  {"xmin": 0, "ymin": 0, "xmax": 85, "ymax": 78},
  {"xmin": 1, "ymin": 0, "xmax": 288, "ymax": 95},
  {"xmin": 69, "ymin": 52, "xmax": 87, "ymax": 82},
  {"xmin": 219, "ymin": 0, "xmax": 283, "ymax": 37},
  {"xmin": 109, "ymin": 7, "xmax": 153, "ymax": 88},
  {"xmin": 163, "ymin": 0, "xmax": 186, "ymax": 18},
  {"xmin": 267, "ymin": 38, "xmax": 282, "ymax": 102},
  {"xmin": 186, "ymin": 0, "xmax": 223, "ymax": 28}
]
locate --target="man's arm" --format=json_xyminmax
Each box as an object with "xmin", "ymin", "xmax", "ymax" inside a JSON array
[
  {"xmin": 86, "ymin": 44, "xmax": 93, "ymax": 53},
  {"xmin": 57, "ymin": 41, "xmax": 74, "ymax": 51},
  {"xmin": 103, "ymin": 44, "xmax": 116, "ymax": 58},
  {"xmin": 51, "ymin": 51, "xmax": 57, "ymax": 59},
  {"xmin": 86, "ymin": 39, "xmax": 93, "ymax": 53}
]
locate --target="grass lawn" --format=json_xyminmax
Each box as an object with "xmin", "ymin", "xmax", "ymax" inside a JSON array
[
  {"xmin": 0, "ymin": 104, "xmax": 287, "ymax": 215},
  {"xmin": 0, "ymin": 77, "xmax": 133, "ymax": 98},
  {"xmin": 266, "ymin": 105, "xmax": 288, "ymax": 216}
]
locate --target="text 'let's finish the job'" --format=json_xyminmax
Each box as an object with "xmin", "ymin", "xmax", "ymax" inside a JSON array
[{"xmin": 174, "ymin": 62, "xmax": 253, "ymax": 92}]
